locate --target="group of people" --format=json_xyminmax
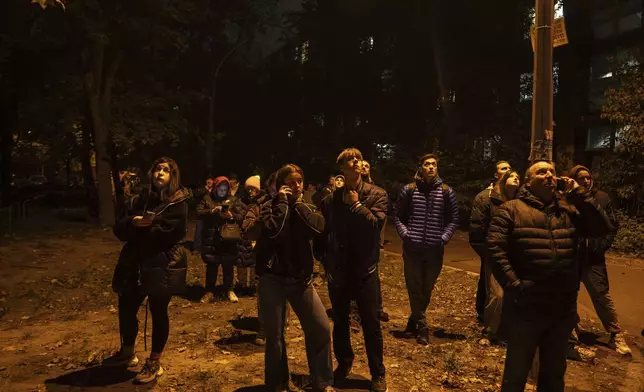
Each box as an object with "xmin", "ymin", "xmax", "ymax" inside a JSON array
[{"xmin": 101, "ymin": 149, "xmax": 631, "ymax": 392}]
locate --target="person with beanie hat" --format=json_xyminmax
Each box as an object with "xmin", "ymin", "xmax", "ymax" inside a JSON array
[
  {"xmin": 198, "ymin": 176, "xmax": 245, "ymax": 303},
  {"xmin": 567, "ymin": 165, "xmax": 631, "ymax": 356},
  {"xmin": 237, "ymin": 175, "xmax": 263, "ymax": 293}
]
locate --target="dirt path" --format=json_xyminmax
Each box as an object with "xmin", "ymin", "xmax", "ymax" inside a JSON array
[{"xmin": 0, "ymin": 220, "xmax": 642, "ymax": 391}]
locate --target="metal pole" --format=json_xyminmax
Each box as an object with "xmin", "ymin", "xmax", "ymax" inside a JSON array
[{"xmin": 529, "ymin": 0, "xmax": 555, "ymax": 164}]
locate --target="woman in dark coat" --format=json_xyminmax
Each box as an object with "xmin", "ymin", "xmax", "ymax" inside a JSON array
[
  {"xmin": 103, "ymin": 157, "xmax": 190, "ymax": 385},
  {"xmin": 198, "ymin": 176, "xmax": 245, "ymax": 303}
]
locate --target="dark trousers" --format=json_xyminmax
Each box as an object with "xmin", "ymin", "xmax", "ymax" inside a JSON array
[
  {"xmin": 582, "ymin": 261, "xmax": 620, "ymax": 334},
  {"xmin": 376, "ymin": 263, "xmax": 384, "ymax": 313},
  {"xmin": 203, "ymin": 254, "xmax": 236, "ymax": 292},
  {"xmin": 329, "ymin": 271, "xmax": 385, "ymax": 379},
  {"xmin": 193, "ymin": 219, "xmax": 204, "ymax": 252},
  {"xmin": 476, "ymin": 257, "xmax": 486, "ymax": 320},
  {"xmin": 501, "ymin": 309, "xmax": 576, "ymax": 392},
  {"xmin": 118, "ymin": 292, "xmax": 171, "ymax": 354},
  {"xmin": 259, "ymin": 274, "xmax": 333, "ymax": 389},
  {"xmin": 403, "ymin": 245, "xmax": 444, "ymax": 327}
]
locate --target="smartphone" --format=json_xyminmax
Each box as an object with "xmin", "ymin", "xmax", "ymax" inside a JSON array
[
  {"xmin": 556, "ymin": 178, "xmax": 568, "ymax": 192},
  {"xmin": 221, "ymin": 204, "xmax": 230, "ymax": 213}
]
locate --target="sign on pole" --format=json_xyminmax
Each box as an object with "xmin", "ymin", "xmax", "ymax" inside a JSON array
[{"xmin": 530, "ymin": 17, "xmax": 568, "ymax": 52}]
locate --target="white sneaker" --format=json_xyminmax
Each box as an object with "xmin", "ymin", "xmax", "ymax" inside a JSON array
[
  {"xmin": 567, "ymin": 345, "xmax": 596, "ymax": 361},
  {"xmin": 609, "ymin": 333, "xmax": 632, "ymax": 356},
  {"xmin": 227, "ymin": 291, "xmax": 239, "ymax": 303}
]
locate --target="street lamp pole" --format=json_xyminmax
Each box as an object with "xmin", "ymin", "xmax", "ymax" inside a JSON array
[{"xmin": 530, "ymin": 0, "xmax": 555, "ymax": 164}]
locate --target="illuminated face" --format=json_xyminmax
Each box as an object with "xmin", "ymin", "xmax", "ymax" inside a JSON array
[
  {"xmin": 575, "ymin": 170, "xmax": 592, "ymax": 189},
  {"xmin": 527, "ymin": 161, "xmax": 556, "ymax": 195},
  {"xmin": 360, "ymin": 161, "xmax": 371, "ymax": 176},
  {"xmin": 505, "ymin": 172, "xmax": 520, "ymax": 189},
  {"xmin": 153, "ymin": 163, "xmax": 171, "ymax": 189},
  {"xmin": 284, "ymin": 172, "xmax": 304, "ymax": 197},
  {"xmin": 216, "ymin": 183, "xmax": 229, "ymax": 198},
  {"xmin": 341, "ymin": 155, "xmax": 362, "ymax": 180},
  {"xmin": 245, "ymin": 185, "xmax": 259, "ymax": 199},
  {"xmin": 421, "ymin": 158, "xmax": 438, "ymax": 181},
  {"xmin": 334, "ymin": 176, "xmax": 345, "ymax": 188},
  {"xmin": 496, "ymin": 162, "xmax": 511, "ymax": 180}
]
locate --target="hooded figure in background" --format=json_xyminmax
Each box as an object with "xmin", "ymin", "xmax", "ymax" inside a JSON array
[
  {"xmin": 198, "ymin": 176, "xmax": 245, "ymax": 303},
  {"xmin": 567, "ymin": 165, "xmax": 630, "ymax": 356}
]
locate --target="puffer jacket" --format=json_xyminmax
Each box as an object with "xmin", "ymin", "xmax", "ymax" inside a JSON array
[
  {"xmin": 197, "ymin": 178, "xmax": 245, "ymax": 260},
  {"xmin": 314, "ymin": 181, "xmax": 388, "ymax": 281},
  {"xmin": 254, "ymin": 194, "xmax": 325, "ymax": 281},
  {"xmin": 568, "ymin": 165, "xmax": 619, "ymax": 266},
  {"xmin": 112, "ymin": 187, "xmax": 190, "ymax": 296},
  {"xmin": 487, "ymin": 186, "xmax": 614, "ymax": 316},
  {"xmin": 469, "ymin": 188, "xmax": 505, "ymax": 258},
  {"xmin": 236, "ymin": 190, "xmax": 267, "ymax": 267},
  {"xmin": 392, "ymin": 177, "xmax": 459, "ymax": 248}
]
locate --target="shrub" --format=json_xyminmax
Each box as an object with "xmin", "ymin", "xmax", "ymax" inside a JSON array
[{"xmin": 611, "ymin": 210, "xmax": 644, "ymax": 258}]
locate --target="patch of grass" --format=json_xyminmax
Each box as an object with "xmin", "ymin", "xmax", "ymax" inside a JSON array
[
  {"xmin": 443, "ymin": 350, "xmax": 462, "ymax": 374},
  {"xmin": 190, "ymin": 369, "xmax": 223, "ymax": 392}
]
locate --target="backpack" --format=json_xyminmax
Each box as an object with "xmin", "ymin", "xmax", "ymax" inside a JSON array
[{"xmin": 400, "ymin": 182, "xmax": 453, "ymax": 226}]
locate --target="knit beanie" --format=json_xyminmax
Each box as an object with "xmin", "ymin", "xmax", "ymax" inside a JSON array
[{"xmin": 245, "ymin": 175, "xmax": 261, "ymax": 190}]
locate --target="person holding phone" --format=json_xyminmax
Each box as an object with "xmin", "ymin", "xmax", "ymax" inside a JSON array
[
  {"xmin": 104, "ymin": 157, "xmax": 190, "ymax": 385},
  {"xmin": 254, "ymin": 164, "xmax": 333, "ymax": 392},
  {"xmin": 198, "ymin": 176, "xmax": 244, "ymax": 303},
  {"xmin": 487, "ymin": 160, "xmax": 614, "ymax": 392}
]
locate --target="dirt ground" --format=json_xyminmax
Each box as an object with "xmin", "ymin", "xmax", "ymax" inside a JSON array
[{"xmin": 0, "ymin": 217, "xmax": 642, "ymax": 392}]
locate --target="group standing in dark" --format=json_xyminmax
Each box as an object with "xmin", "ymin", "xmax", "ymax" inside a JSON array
[{"xmin": 103, "ymin": 151, "xmax": 631, "ymax": 392}]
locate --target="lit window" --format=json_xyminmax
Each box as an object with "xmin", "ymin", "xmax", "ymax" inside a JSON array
[
  {"xmin": 586, "ymin": 125, "xmax": 613, "ymax": 150},
  {"xmin": 287, "ymin": 129, "xmax": 295, "ymax": 138},
  {"xmin": 599, "ymin": 71, "xmax": 613, "ymax": 79}
]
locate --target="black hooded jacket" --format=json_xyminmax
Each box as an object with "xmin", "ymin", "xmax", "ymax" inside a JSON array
[
  {"xmin": 112, "ymin": 187, "xmax": 190, "ymax": 296},
  {"xmin": 568, "ymin": 165, "xmax": 619, "ymax": 265}
]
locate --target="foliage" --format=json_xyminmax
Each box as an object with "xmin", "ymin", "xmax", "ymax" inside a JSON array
[
  {"xmin": 612, "ymin": 210, "xmax": 644, "ymax": 258},
  {"xmin": 600, "ymin": 49, "xmax": 644, "ymax": 215}
]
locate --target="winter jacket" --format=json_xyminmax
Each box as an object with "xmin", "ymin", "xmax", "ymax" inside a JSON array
[
  {"xmin": 469, "ymin": 188, "xmax": 505, "ymax": 258},
  {"xmin": 254, "ymin": 194, "xmax": 325, "ymax": 281},
  {"xmin": 392, "ymin": 178, "xmax": 459, "ymax": 248},
  {"xmin": 314, "ymin": 181, "xmax": 388, "ymax": 282},
  {"xmin": 112, "ymin": 187, "xmax": 190, "ymax": 296},
  {"xmin": 567, "ymin": 165, "xmax": 619, "ymax": 266},
  {"xmin": 197, "ymin": 178, "xmax": 245, "ymax": 260},
  {"xmin": 487, "ymin": 186, "xmax": 614, "ymax": 317},
  {"xmin": 235, "ymin": 191, "xmax": 267, "ymax": 267}
]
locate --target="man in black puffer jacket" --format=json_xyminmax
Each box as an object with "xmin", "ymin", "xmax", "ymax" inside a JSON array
[
  {"xmin": 487, "ymin": 160, "xmax": 614, "ymax": 392},
  {"xmin": 567, "ymin": 165, "xmax": 630, "ymax": 356}
]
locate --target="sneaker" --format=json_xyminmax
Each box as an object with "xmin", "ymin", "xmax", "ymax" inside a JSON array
[
  {"xmin": 102, "ymin": 350, "xmax": 139, "ymax": 367},
  {"xmin": 404, "ymin": 318, "xmax": 418, "ymax": 336},
  {"xmin": 134, "ymin": 358, "xmax": 164, "ymax": 384},
  {"xmin": 370, "ymin": 376, "xmax": 388, "ymax": 392},
  {"xmin": 417, "ymin": 326, "xmax": 429, "ymax": 346},
  {"xmin": 333, "ymin": 363, "xmax": 352, "ymax": 382},
  {"xmin": 567, "ymin": 345, "xmax": 596, "ymax": 361},
  {"xmin": 379, "ymin": 310, "xmax": 390, "ymax": 322},
  {"xmin": 609, "ymin": 333, "xmax": 632, "ymax": 356},
  {"xmin": 227, "ymin": 291, "xmax": 239, "ymax": 303},
  {"xmin": 200, "ymin": 292, "xmax": 215, "ymax": 304}
]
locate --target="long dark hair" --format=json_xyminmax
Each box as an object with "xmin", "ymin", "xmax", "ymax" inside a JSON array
[
  {"xmin": 147, "ymin": 157, "xmax": 181, "ymax": 202},
  {"xmin": 276, "ymin": 163, "xmax": 304, "ymax": 189},
  {"xmin": 496, "ymin": 170, "xmax": 520, "ymax": 202}
]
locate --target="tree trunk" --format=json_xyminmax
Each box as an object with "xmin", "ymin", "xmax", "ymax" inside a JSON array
[
  {"xmin": 80, "ymin": 115, "xmax": 98, "ymax": 217},
  {"xmin": 84, "ymin": 41, "xmax": 123, "ymax": 226},
  {"xmin": 0, "ymin": 112, "xmax": 14, "ymax": 207}
]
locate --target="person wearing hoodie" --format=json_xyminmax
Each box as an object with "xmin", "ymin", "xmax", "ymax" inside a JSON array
[
  {"xmin": 470, "ymin": 161, "xmax": 513, "ymax": 322},
  {"xmin": 567, "ymin": 165, "xmax": 631, "ymax": 356},
  {"xmin": 237, "ymin": 175, "xmax": 263, "ymax": 293},
  {"xmin": 252, "ymin": 164, "xmax": 334, "ymax": 392},
  {"xmin": 198, "ymin": 176, "xmax": 245, "ymax": 303},
  {"xmin": 103, "ymin": 157, "xmax": 190, "ymax": 385},
  {"xmin": 392, "ymin": 153, "xmax": 459, "ymax": 346},
  {"xmin": 470, "ymin": 170, "xmax": 521, "ymax": 341}
]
